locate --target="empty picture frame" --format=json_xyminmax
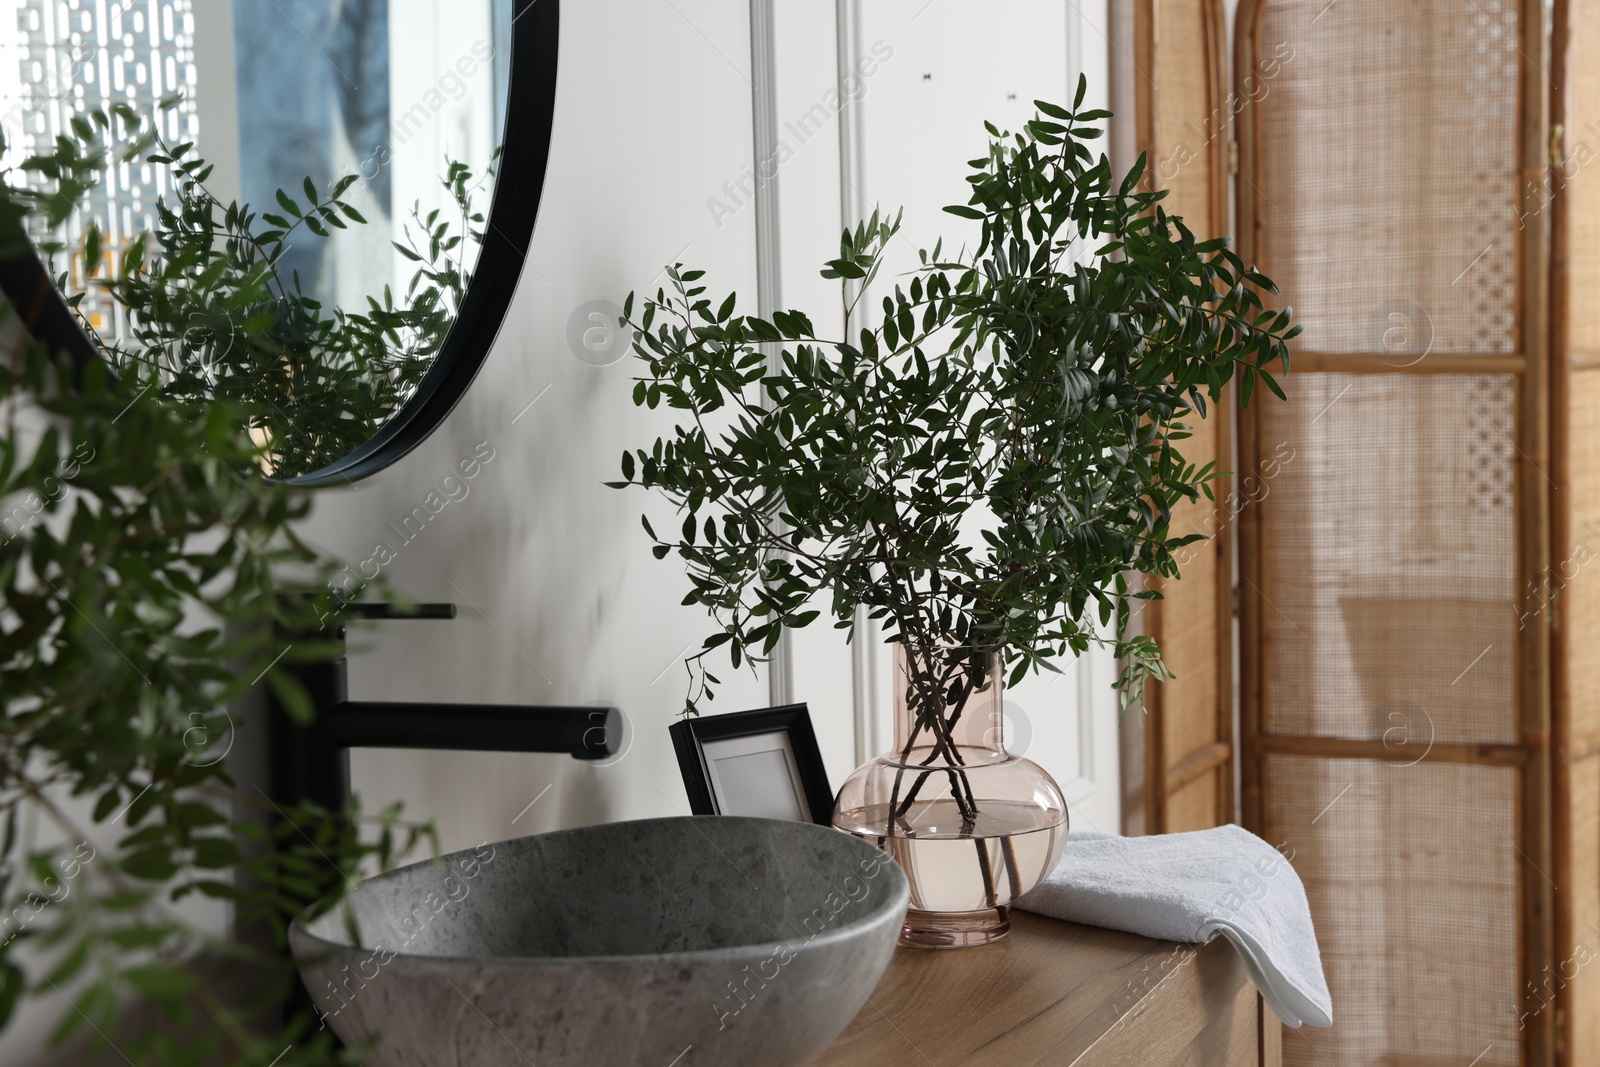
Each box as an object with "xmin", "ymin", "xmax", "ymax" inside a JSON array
[{"xmin": 669, "ymin": 704, "xmax": 835, "ymax": 826}]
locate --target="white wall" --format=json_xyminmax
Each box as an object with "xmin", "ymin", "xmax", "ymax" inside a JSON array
[{"xmin": 318, "ymin": 0, "xmax": 770, "ymax": 850}]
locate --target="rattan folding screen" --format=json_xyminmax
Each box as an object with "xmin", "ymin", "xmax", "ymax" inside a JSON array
[
  {"xmin": 1234, "ymin": 1, "xmax": 1554, "ymax": 1064},
  {"xmin": 1126, "ymin": 1, "xmax": 1600, "ymax": 1062},
  {"xmin": 1131, "ymin": 0, "xmax": 1237, "ymax": 836}
]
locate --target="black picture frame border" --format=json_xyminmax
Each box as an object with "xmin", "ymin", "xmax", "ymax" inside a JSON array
[
  {"xmin": 669, "ymin": 703, "xmax": 835, "ymax": 827},
  {"xmin": 0, "ymin": 0, "xmax": 560, "ymax": 488}
]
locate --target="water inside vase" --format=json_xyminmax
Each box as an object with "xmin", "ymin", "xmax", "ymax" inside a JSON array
[{"xmin": 834, "ymin": 797, "xmax": 1065, "ymax": 912}]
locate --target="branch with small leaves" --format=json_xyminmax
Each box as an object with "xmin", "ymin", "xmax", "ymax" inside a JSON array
[
  {"xmin": 0, "ymin": 101, "xmax": 472, "ymax": 1065},
  {"xmin": 612, "ymin": 81, "xmax": 1296, "ymax": 756},
  {"xmin": 6, "ymin": 102, "xmax": 496, "ymax": 480}
]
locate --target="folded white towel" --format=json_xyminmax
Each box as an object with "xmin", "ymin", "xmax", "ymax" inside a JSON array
[{"xmin": 1015, "ymin": 825, "xmax": 1332, "ymax": 1028}]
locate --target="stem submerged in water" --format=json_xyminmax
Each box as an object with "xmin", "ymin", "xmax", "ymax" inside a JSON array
[{"xmin": 884, "ymin": 648, "xmax": 987, "ymax": 836}]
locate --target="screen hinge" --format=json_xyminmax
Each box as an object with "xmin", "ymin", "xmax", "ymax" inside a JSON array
[{"xmin": 1229, "ymin": 140, "xmax": 1240, "ymax": 175}]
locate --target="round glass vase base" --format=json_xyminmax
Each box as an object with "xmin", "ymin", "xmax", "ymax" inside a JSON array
[{"xmin": 899, "ymin": 905, "xmax": 1011, "ymax": 949}]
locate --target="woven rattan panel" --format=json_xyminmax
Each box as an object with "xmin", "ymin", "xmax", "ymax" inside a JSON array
[
  {"xmin": 1567, "ymin": 370, "xmax": 1600, "ymax": 745},
  {"xmin": 1565, "ymin": 0, "xmax": 1600, "ymax": 748},
  {"xmin": 1153, "ymin": 401, "xmax": 1224, "ymax": 796},
  {"xmin": 1563, "ymin": 5, "xmax": 1600, "ymax": 1056},
  {"xmin": 1255, "ymin": 374, "xmax": 1517, "ymax": 745},
  {"xmin": 1247, "ymin": 5, "xmax": 1531, "ymax": 1060},
  {"xmin": 1254, "ymin": 0, "xmax": 1520, "ymax": 355},
  {"xmin": 1263, "ymin": 755, "xmax": 1519, "ymax": 1066},
  {"xmin": 1142, "ymin": 0, "xmax": 1229, "ymax": 832},
  {"xmin": 1569, "ymin": 0, "xmax": 1600, "ymax": 358},
  {"xmin": 1154, "ymin": 0, "xmax": 1220, "ymax": 228},
  {"xmin": 1164, "ymin": 771, "xmax": 1218, "ymax": 833},
  {"xmin": 1568, "ymin": 753, "xmax": 1600, "ymax": 1063}
]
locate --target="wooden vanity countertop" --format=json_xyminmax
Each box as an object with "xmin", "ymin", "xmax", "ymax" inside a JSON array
[{"xmin": 812, "ymin": 911, "xmax": 1282, "ymax": 1067}]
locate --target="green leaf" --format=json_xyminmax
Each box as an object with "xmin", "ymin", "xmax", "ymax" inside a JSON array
[
  {"xmin": 191, "ymin": 837, "xmax": 240, "ymax": 869},
  {"xmin": 105, "ymin": 924, "xmax": 177, "ymax": 950},
  {"xmin": 44, "ymin": 937, "xmax": 94, "ymax": 986},
  {"xmin": 121, "ymin": 964, "xmax": 194, "ymax": 999},
  {"xmin": 0, "ymin": 963, "xmax": 23, "ymax": 1030},
  {"xmin": 122, "ymin": 848, "xmax": 179, "ymax": 882},
  {"xmin": 125, "ymin": 787, "xmax": 159, "ymax": 827},
  {"xmin": 747, "ymin": 316, "xmax": 781, "ymax": 342},
  {"xmin": 175, "ymin": 802, "xmax": 227, "ymax": 829},
  {"xmin": 266, "ymin": 669, "xmax": 314, "ymax": 725},
  {"xmin": 192, "ymin": 880, "xmax": 243, "ymax": 901},
  {"xmin": 92, "ymin": 789, "xmax": 121, "ymax": 823}
]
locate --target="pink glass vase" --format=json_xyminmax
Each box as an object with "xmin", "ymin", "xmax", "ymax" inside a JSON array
[{"xmin": 831, "ymin": 646, "xmax": 1068, "ymax": 948}]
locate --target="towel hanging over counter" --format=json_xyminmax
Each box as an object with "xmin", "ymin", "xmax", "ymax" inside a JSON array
[{"xmin": 1016, "ymin": 824, "xmax": 1333, "ymax": 1029}]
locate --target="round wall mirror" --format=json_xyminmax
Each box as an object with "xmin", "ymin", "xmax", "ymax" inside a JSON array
[{"xmin": 0, "ymin": 0, "xmax": 557, "ymax": 484}]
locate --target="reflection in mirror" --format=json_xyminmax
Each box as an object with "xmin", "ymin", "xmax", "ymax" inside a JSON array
[{"xmin": 0, "ymin": 0, "xmax": 512, "ymax": 479}]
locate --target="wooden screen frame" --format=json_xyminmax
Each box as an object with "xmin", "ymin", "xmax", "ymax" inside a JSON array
[
  {"xmin": 1549, "ymin": 4, "xmax": 1592, "ymax": 1063},
  {"xmin": 1131, "ymin": 0, "xmax": 1237, "ymax": 835},
  {"xmin": 1232, "ymin": 2, "xmax": 1556, "ymax": 1064}
]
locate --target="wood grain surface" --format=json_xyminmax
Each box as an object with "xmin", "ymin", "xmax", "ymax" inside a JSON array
[{"xmin": 813, "ymin": 912, "xmax": 1269, "ymax": 1066}]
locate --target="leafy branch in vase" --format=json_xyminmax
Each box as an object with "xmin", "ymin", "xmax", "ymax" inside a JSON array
[{"xmin": 612, "ymin": 82, "xmax": 1297, "ymax": 843}]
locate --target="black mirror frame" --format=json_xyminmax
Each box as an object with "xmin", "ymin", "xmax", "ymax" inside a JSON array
[{"xmin": 0, "ymin": 0, "xmax": 559, "ymax": 488}]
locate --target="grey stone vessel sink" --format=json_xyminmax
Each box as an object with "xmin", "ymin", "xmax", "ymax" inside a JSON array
[{"xmin": 290, "ymin": 816, "xmax": 909, "ymax": 1067}]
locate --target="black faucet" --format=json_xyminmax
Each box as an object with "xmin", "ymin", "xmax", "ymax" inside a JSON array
[{"xmin": 266, "ymin": 601, "xmax": 618, "ymax": 814}]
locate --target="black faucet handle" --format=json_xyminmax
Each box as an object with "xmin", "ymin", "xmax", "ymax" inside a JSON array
[{"xmin": 341, "ymin": 602, "xmax": 457, "ymax": 621}]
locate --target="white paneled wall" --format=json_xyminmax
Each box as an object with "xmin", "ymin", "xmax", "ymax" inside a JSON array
[
  {"xmin": 311, "ymin": 0, "xmax": 1122, "ymax": 853},
  {"xmin": 763, "ymin": 3, "xmax": 860, "ymax": 789}
]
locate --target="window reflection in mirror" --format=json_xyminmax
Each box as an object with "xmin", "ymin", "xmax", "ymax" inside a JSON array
[{"xmin": 0, "ymin": 0, "xmax": 511, "ymax": 479}]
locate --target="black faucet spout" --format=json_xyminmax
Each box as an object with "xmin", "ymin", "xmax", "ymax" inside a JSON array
[
  {"xmin": 266, "ymin": 603, "xmax": 619, "ymax": 814},
  {"xmin": 328, "ymin": 701, "xmax": 617, "ymax": 761}
]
